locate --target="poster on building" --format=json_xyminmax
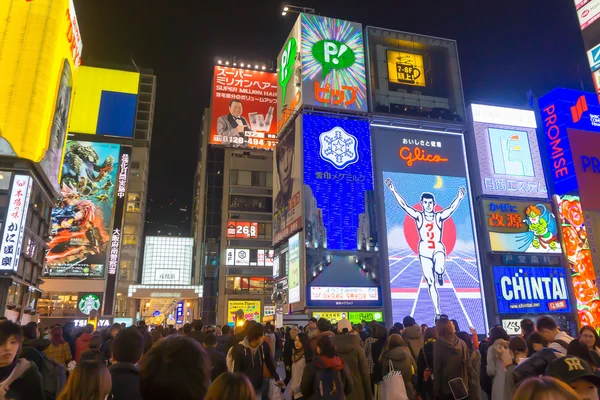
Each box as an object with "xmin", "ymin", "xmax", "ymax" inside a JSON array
[
  {"xmin": 373, "ymin": 126, "xmax": 487, "ymax": 333},
  {"xmin": 210, "ymin": 66, "xmax": 277, "ymax": 151},
  {"xmin": 0, "ymin": 175, "xmax": 33, "ymax": 271},
  {"xmin": 227, "ymin": 300, "xmax": 261, "ymax": 326},
  {"xmin": 45, "ymin": 140, "xmax": 121, "ymax": 277},
  {"xmin": 273, "ymin": 118, "xmax": 303, "ymax": 245},
  {"xmin": 493, "ymin": 266, "xmax": 571, "ymax": 314},
  {"xmin": 471, "ymin": 104, "xmax": 547, "ymax": 198},
  {"xmin": 482, "ymin": 199, "xmax": 561, "ymax": 254},
  {"xmin": 288, "ymin": 233, "xmax": 301, "ymax": 304}
]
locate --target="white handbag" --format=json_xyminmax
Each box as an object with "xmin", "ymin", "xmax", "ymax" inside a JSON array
[{"xmin": 377, "ymin": 360, "xmax": 409, "ymax": 400}]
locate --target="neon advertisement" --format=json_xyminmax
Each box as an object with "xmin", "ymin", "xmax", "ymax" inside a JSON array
[
  {"xmin": 373, "ymin": 126, "xmax": 486, "ymax": 332},
  {"xmin": 45, "ymin": 140, "xmax": 121, "ymax": 277},
  {"xmin": 483, "ymin": 200, "xmax": 561, "ymax": 254},
  {"xmin": 0, "ymin": 176, "xmax": 33, "ymax": 271},
  {"xmin": 556, "ymin": 195, "xmax": 600, "ymax": 327}
]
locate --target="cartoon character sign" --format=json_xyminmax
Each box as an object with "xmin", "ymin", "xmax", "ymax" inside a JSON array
[{"xmin": 524, "ymin": 204, "xmax": 558, "ymax": 251}]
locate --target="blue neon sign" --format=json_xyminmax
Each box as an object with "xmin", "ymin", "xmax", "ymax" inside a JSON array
[
  {"xmin": 493, "ymin": 265, "xmax": 571, "ymax": 314},
  {"xmin": 176, "ymin": 301, "xmax": 184, "ymax": 324},
  {"xmin": 303, "ymin": 115, "xmax": 373, "ymax": 250}
]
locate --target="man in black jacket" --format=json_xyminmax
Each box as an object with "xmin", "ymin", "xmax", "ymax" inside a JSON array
[
  {"xmin": 109, "ymin": 327, "xmax": 144, "ymax": 400},
  {"xmin": 283, "ymin": 327, "xmax": 299, "ymax": 384},
  {"xmin": 102, "ymin": 323, "xmax": 122, "ymax": 363},
  {"xmin": 202, "ymin": 332, "xmax": 227, "ymax": 381}
]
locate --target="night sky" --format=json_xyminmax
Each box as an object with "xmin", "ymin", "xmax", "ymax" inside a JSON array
[{"xmin": 72, "ymin": 0, "xmax": 593, "ymax": 235}]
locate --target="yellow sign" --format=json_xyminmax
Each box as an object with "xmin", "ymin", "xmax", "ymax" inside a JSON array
[
  {"xmin": 0, "ymin": 0, "xmax": 82, "ymax": 190},
  {"xmin": 387, "ymin": 51, "xmax": 426, "ymax": 87},
  {"xmin": 227, "ymin": 300, "xmax": 261, "ymax": 326},
  {"xmin": 311, "ymin": 312, "xmax": 347, "ymax": 324},
  {"xmin": 69, "ymin": 67, "xmax": 140, "ymax": 137}
]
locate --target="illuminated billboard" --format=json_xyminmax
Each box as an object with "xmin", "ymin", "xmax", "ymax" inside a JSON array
[
  {"xmin": 578, "ymin": 0, "xmax": 600, "ymax": 30},
  {"xmin": 69, "ymin": 67, "xmax": 140, "ymax": 138},
  {"xmin": 224, "ymin": 248, "xmax": 273, "ymax": 267},
  {"xmin": 141, "ymin": 237, "xmax": 193, "ymax": 285},
  {"xmin": 209, "ymin": 66, "xmax": 277, "ymax": 150},
  {"xmin": 45, "ymin": 140, "xmax": 121, "ymax": 277},
  {"xmin": 288, "ymin": 233, "xmax": 301, "ymax": 304},
  {"xmin": 226, "ymin": 221, "xmax": 259, "ymax": 239},
  {"xmin": 227, "ymin": 300, "xmax": 261, "ymax": 327},
  {"xmin": 471, "ymin": 104, "xmax": 547, "ymax": 198},
  {"xmin": 273, "ymin": 118, "xmax": 303, "ymax": 245},
  {"xmin": 0, "ymin": 0, "xmax": 82, "ymax": 191},
  {"xmin": 372, "ymin": 126, "xmax": 487, "ymax": 333},
  {"xmin": 0, "ymin": 176, "xmax": 33, "ymax": 272},
  {"xmin": 277, "ymin": 15, "xmax": 367, "ymax": 131},
  {"xmin": 366, "ymin": 27, "xmax": 465, "ymax": 121},
  {"xmin": 482, "ymin": 199, "xmax": 561, "ymax": 254},
  {"xmin": 311, "ymin": 311, "xmax": 384, "ymax": 325},
  {"xmin": 493, "ymin": 266, "xmax": 571, "ymax": 314}
]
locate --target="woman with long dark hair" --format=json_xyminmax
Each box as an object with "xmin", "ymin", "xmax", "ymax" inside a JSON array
[
  {"xmin": 289, "ymin": 333, "xmax": 314, "ymax": 399},
  {"xmin": 417, "ymin": 327, "xmax": 437, "ymax": 400},
  {"xmin": 579, "ymin": 325, "xmax": 600, "ymax": 364},
  {"xmin": 370, "ymin": 325, "xmax": 389, "ymax": 387},
  {"xmin": 206, "ymin": 372, "xmax": 255, "ymax": 400},
  {"xmin": 58, "ymin": 361, "xmax": 111, "ymax": 400}
]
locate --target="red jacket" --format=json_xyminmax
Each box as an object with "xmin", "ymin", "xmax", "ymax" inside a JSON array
[{"xmin": 74, "ymin": 333, "xmax": 93, "ymax": 362}]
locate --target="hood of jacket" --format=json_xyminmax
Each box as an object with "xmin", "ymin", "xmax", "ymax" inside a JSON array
[
  {"xmin": 437, "ymin": 334, "xmax": 463, "ymax": 355},
  {"xmin": 403, "ymin": 324, "xmax": 422, "ymax": 340},
  {"xmin": 383, "ymin": 345, "xmax": 410, "ymax": 362},
  {"xmin": 332, "ymin": 333, "xmax": 361, "ymax": 354},
  {"xmin": 23, "ymin": 338, "xmax": 50, "ymax": 352},
  {"xmin": 317, "ymin": 355, "xmax": 345, "ymax": 370},
  {"xmin": 491, "ymin": 338, "xmax": 509, "ymax": 351}
]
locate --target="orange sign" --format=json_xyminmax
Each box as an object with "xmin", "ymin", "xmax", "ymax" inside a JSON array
[
  {"xmin": 210, "ymin": 66, "xmax": 277, "ymax": 150},
  {"xmin": 314, "ymin": 82, "xmax": 358, "ymax": 106},
  {"xmin": 226, "ymin": 221, "xmax": 259, "ymax": 239},
  {"xmin": 399, "ymin": 146, "xmax": 449, "ymax": 167}
]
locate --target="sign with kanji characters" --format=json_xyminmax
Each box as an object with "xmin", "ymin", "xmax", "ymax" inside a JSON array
[
  {"xmin": 483, "ymin": 200, "xmax": 562, "ymax": 254},
  {"xmin": 470, "ymin": 104, "xmax": 547, "ymax": 199},
  {"xmin": 310, "ymin": 287, "xmax": 379, "ymax": 302},
  {"xmin": 210, "ymin": 66, "xmax": 277, "ymax": 150},
  {"xmin": 0, "ymin": 175, "xmax": 32, "ymax": 271}
]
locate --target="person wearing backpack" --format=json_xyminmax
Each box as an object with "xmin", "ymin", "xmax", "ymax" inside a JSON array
[
  {"xmin": 401, "ymin": 316, "xmax": 424, "ymax": 362},
  {"xmin": 537, "ymin": 316, "xmax": 573, "ymax": 355},
  {"xmin": 332, "ymin": 318, "xmax": 372, "ymax": 400},
  {"xmin": 0, "ymin": 320, "xmax": 44, "ymax": 400},
  {"xmin": 433, "ymin": 318, "xmax": 470, "ymax": 400},
  {"xmin": 74, "ymin": 324, "xmax": 94, "ymax": 363},
  {"xmin": 289, "ymin": 333, "xmax": 314, "ymax": 399},
  {"xmin": 416, "ymin": 328, "xmax": 436, "ymax": 400},
  {"xmin": 300, "ymin": 335, "xmax": 353, "ymax": 399}
]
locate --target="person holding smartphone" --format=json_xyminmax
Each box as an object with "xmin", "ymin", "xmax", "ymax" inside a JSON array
[{"xmin": 433, "ymin": 318, "xmax": 469, "ymax": 400}]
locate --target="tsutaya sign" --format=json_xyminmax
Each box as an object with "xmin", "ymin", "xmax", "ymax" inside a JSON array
[{"xmin": 277, "ymin": 14, "xmax": 367, "ymax": 132}]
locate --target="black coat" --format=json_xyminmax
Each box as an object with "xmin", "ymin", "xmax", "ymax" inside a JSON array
[
  {"xmin": 205, "ymin": 346, "xmax": 227, "ymax": 381},
  {"xmin": 512, "ymin": 348, "xmax": 559, "ymax": 387},
  {"xmin": 416, "ymin": 340, "xmax": 435, "ymax": 397},
  {"xmin": 233, "ymin": 340, "xmax": 279, "ymax": 391},
  {"xmin": 5, "ymin": 362, "xmax": 45, "ymax": 400},
  {"xmin": 109, "ymin": 363, "xmax": 142, "ymax": 400}
]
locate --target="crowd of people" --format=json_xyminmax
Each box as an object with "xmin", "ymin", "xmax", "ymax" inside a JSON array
[{"xmin": 0, "ymin": 315, "xmax": 596, "ymax": 399}]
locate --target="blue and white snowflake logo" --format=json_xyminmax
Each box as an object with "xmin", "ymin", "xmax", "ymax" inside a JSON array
[{"xmin": 319, "ymin": 127, "xmax": 359, "ymax": 170}]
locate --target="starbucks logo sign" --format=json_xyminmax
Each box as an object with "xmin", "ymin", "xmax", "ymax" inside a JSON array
[{"xmin": 78, "ymin": 294, "xmax": 101, "ymax": 315}]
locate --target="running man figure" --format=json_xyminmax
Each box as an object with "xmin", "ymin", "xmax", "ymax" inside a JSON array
[{"xmin": 385, "ymin": 178, "xmax": 466, "ymax": 319}]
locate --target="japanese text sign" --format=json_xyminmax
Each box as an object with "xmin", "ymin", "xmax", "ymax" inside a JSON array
[
  {"xmin": 210, "ymin": 66, "xmax": 277, "ymax": 150},
  {"xmin": 0, "ymin": 176, "xmax": 32, "ymax": 271},
  {"xmin": 226, "ymin": 221, "xmax": 259, "ymax": 239},
  {"xmin": 227, "ymin": 300, "xmax": 261, "ymax": 326},
  {"xmin": 482, "ymin": 200, "xmax": 562, "ymax": 254}
]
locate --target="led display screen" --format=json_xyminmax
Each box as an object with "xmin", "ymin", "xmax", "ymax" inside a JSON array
[
  {"xmin": 141, "ymin": 237, "xmax": 193, "ymax": 285},
  {"xmin": 45, "ymin": 141, "xmax": 121, "ymax": 277},
  {"xmin": 69, "ymin": 67, "xmax": 140, "ymax": 138},
  {"xmin": 556, "ymin": 195, "xmax": 600, "ymax": 327},
  {"xmin": 386, "ymin": 51, "xmax": 426, "ymax": 87},
  {"xmin": 471, "ymin": 104, "xmax": 547, "ymax": 198},
  {"xmin": 493, "ymin": 266, "xmax": 571, "ymax": 314},
  {"xmin": 482, "ymin": 199, "xmax": 561, "ymax": 254},
  {"xmin": 210, "ymin": 66, "xmax": 277, "ymax": 150},
  {"xmin": 288, "ymin": 232, "xmax": 301, "ymax": 304},
  {"xmin": 227, "ymin": 300, "xmax": 261, "ymax": 327},
  {"xmin": 311, "ymin": 311, "xmax": 384, "ymax": 325},
  {"xmin": 226, "ymin": 221, "xmax": 259, "ymax": 239},
  {"xmin": 373, "ymin": 126, "xmax": 487, "ymax": 333}
]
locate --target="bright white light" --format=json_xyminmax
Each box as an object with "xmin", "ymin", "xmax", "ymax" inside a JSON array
[
  {"xmin": 284, "ymin": 6, "xmax": 289, "ymax": 11},
  {"xmin": 225, "ymin": 61, "xmax": 229, "ymax": 65},
  {"xmin": 282, "ymin": 11, "xmax": 287, "ymax": 15},
  {"xmin": 217, "ymin": 60, "xmax": 222, "ymax": 64},
  {"xmin": 262, "ymin": 66, "xmax": 266, "ymax": 70},
  {"xmin": 254, "ymin": 65, "xmax": 259, "ymax": 69},
  {"xmin": 233, "ymin": 63, "xmax": 237, "ymax": 66},
  {"xmin": 241, "ymin": 63, "xmax": 245, "ymax": 67}
]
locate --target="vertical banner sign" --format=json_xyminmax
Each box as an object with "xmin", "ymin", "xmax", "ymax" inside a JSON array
[
  {"xmin": 102, "ymin": 147, "xmax": 131, "ymax": 316},
  {"xmin": 0, "ymin": 176, "xmax": 33, "ymax": 271},
  {"xmin": 288, "ymin": 233, "xmax": 301, "ymax": 304},
  {"xmin": 176, "ymin": 301, "xmax": 184, "ymax": 324},
  {"xmin": 372, "ymin": 126, "xmax": 487, "ymax": 333}
]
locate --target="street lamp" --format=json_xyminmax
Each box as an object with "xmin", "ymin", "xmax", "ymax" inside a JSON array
[{"xmin": 281, "ymin": 5, "xmax": 316, "ymax": 15}]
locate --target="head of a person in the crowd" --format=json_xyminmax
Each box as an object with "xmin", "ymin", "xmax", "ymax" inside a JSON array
[
  {"xmin": 63, "ymin": 321, "xmax": 75, "ymax": 335},
  {"xmin": 112, "ymin": 327, "xmax": 144, "ymax": 364},
  {"xmin": 361, "ymin": 320, "xmax": 368, "ymax": 328},
  {"xmin": 221, "ymin": 325, "xmax": 231, "ymax": 336},
  {"xmin": 22, "ymin": 322, "xmax": 38, "ymax": 341},
  {"xmin": 88, "ymin": 335, "xmax": 102, "ymax": 350},
  {"xmin": 403, "ymin": 316, "xmax": 416, "ymax": 328},
  {"xmin": 457, "ymin": 331, "xmax": 474, "ymax": 352},
  {"xmin": 140, "ymin": 336, "xmax": 211, "ymax": 400},
  {"xmin": 50, "ymin": 325, "xmax": 65, "ymax": 346},
  {"xmin": 203, "ymin": 333, "xmax": 217, "ymax": 348},
  {"xmin": 151, "ymin": 330, "xmax": 163, "ymax": 344},
  {"xmin": 294, "ymin": 333, "xmax": 314, "ymax": 359},
  {"xmin": 79, "ymin": 350, "xmax": 104, "ymax": 364},
  {"xmin": 290, "ymin": 327, "xmax": 300, "ymax": 341},
  {"xmin": 567, "ymin": 340, "xmax": 599, "ymax": 369},
  {"xmin": 317, "ymin": 318, "xmax": 331, "ymax": 334},
  {"xmin": 183, "ymin": 323, "xmax": 192, "ymax": 335},
  {"xmin": 205, "ymin": 372, "xmax": 255, "ymax": 400},
  {"xmin": 82, "ymin": 324, "xmax": 94, "ymax": 335},
  {"xmin": 385, "ymin": 334, "xmax": 406, "ymax": 354},
  {"xmin": 521, "ymin": 318, "xmax": 535, "ymax": 336},
  {"xmin": 337, "ymin": 318, "xmax": 352, "ymax": 334},
  {"xmin": 267, "ymin": 325, "xmax": 275, "ymax": 334},
  {"xmin": 192, "ymin": 319, "xmax": 203, "ymax": 332},
  {"xmin": 110, "ymin": 323, "xmax": 122, "ymax": 338},
  {"xmin": 508, "ymin": 336, "xmax": 528, "ymax": 360},
  {"xmin": 120, "ymin": 323, "xmax": 126, "ymax": 330},
  {"xmin": 579, "ymin": 326, "xmax": 600, "ymax": 351},
  {"xmin": 547, "ymin": 356, "xmax": 600, "ymax": 400},
  {"xmin": 369, "ymin": 320, "xmax": 379, "ymax": 334},
  {"xmin": 316, "ymin": 335, "xmax": 337, "ymax": 358},
  {"xmin": 435, "ymin": 317, "xmax": 455, "ymax": 340},
  {"xmin": 59, "ymin": 361, "xmax": 112, "ymax": 400},
  {"xmin": 537, "ymin": 316, "xmax": 560, "ymax": 343},
  {"xmin": 138, "ymin": 320, "xmax": 147, "ymax": 328},
  {"xmin": 424, "ymin": 327, "xmax": 437, "ymax": 342},
  {"xmin": 421, "ymin": 324, "xmax": 428, "ymax": 334},
  {"xmin": 527, "ymin": 332, "xmax": 548, "ymax": 356},
  {"xmin": 0, "ymin": 321, "xmax": 21, "ymax": 367},
  {"xmin": 489, "ymin": 326, "xmax": 510, "ymax": 344},
  {"xmin": 513, "ymin": 376, "xmax": 579, "ymax": 400},
  {"xmin": 375, "ymin": 325, "xmax": 388, "ymax": 343},
  {"xmin": 450, "ymin": 319, "xmax": 461, "ymax": 333},
  {"xmin": 308, "ymin": 317, "xmax": 317, "ymax": 330},
  {"xmin": 246, "ymin": 322, "xmax": 264, "ymax": 349}
]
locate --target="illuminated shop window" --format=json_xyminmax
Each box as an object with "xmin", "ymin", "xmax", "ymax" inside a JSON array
[{"xmin": 37, "ymin": 292, "xmax": 78, "ymax": 317}]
